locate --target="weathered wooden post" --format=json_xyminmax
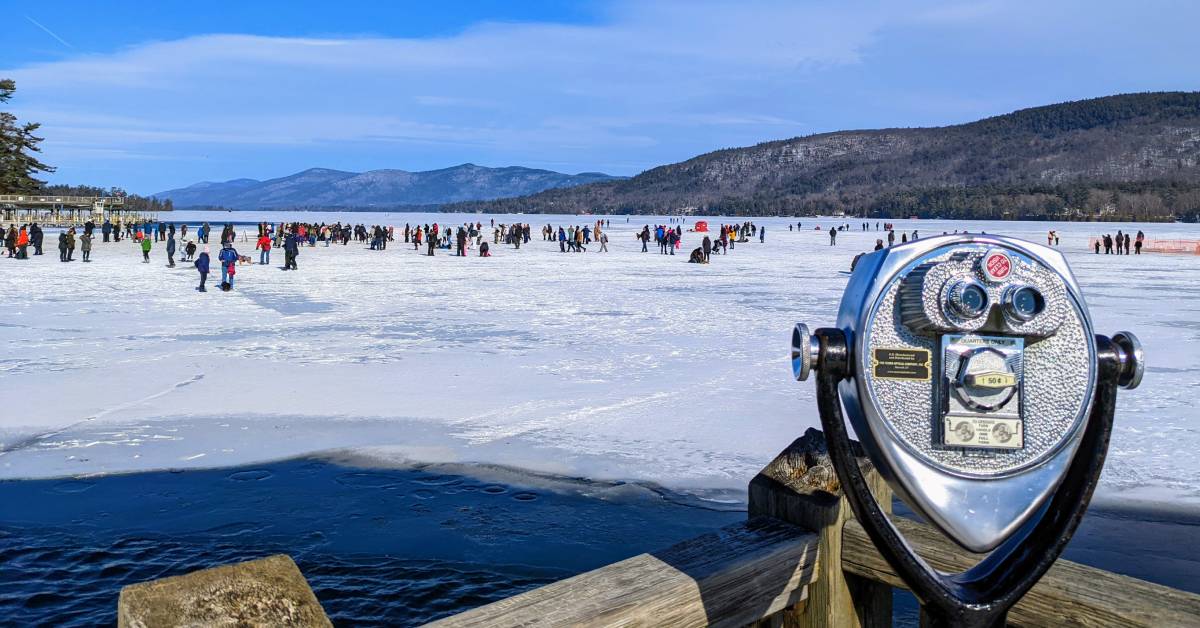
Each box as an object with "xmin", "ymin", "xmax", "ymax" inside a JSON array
[
  {"xmin": 748, "ymin": 428, "xmax": 892, "ymax": 628},
  {"xmin": 117, "ymin": 554, "xmax": 331, "ymax": 628}
]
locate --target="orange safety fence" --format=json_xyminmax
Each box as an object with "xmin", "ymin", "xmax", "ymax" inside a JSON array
[{"xmin": 1087, "ymin": 237, "xmax": 1200, "ymax": 254}]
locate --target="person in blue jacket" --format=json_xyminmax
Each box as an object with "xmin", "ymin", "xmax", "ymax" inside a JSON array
[
  {"xmin": 195, "ymin": 246, "xmax": 210, "ymax": 292},
  {"xmin": 218, "ymin": 242, "xmax": 239, "ymax": 289}
]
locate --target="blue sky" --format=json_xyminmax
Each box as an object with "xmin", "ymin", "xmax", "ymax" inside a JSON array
[{"xmin": 2, "ymin": 0, "xmax": 1198, "ymax": 194}]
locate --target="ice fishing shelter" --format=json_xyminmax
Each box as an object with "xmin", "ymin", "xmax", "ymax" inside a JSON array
[{"xmin": 694, "ymin": 220, "xmax": 709, "ymax": 232}]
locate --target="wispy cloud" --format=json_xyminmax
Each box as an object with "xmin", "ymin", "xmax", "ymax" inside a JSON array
[
  {"xmin": 4, "ymin": 0, "xmax": 882, "ymax": 190},
  {"xmin": 3, "ymin": 0, "xmax": 1198, "ymax": 192}
]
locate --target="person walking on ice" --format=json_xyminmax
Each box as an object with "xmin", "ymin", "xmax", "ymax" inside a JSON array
[
  {"xmin": 829, "ymin": 227, "xmax": 837, "ymax": 246},
  {"xmin": 256, "ymin": 232, "xmax": 271, "ymax": 265},
  {"xmin": 284, "ymin": 231, "xmax": 300, "ymax": 269},
  {"xmin": 140, "ymin": 235, "xmax": 152, "ymax": 263},
  {"xmin": 195, "ymin": 246, "xmax": 210, "ymax": 292},
  {"xmin": 7, "ymin": 225, "xmax": 20, "ymax": 258},
  {"xmin": 30, "ymin": 223, "xmax": 42, "ymax": 255},
  {"xmin": 218, "ymin": 242, "xmax": 239, "ymax": 290},
  {"xmin": 15, "ymin": 226, "xmax": 28, "ymax": 259}
]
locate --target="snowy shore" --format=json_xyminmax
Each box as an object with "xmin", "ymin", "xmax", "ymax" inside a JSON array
[{"xmin": 1, "ymin": 212, "xmax": 1196, "ymax": 510}]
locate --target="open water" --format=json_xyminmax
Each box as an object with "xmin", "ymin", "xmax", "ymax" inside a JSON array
[{"xmin": 1, "ymin": 457, "xmax": 1196, "ymax": 626}]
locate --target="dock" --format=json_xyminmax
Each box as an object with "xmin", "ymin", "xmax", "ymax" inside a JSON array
[{"xmin": 0, "ymin": 194, "xmax": 163, "ymax": 226}]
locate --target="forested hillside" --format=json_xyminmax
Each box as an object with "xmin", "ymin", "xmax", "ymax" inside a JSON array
[{"xmin": 447, "ymin": 92, "xmax": 1200, "ymax": 221}]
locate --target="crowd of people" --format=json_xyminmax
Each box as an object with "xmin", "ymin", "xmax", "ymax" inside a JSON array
[
  {"xmin": 2, "ymin": 223, "xmax": 39, "ymax": 258},
  {"xmin": 548, "ymin": 222, "xmax": 605, "ymax": 252},
  {"xmin": 680, "ymin": 222, "xmax": 765, "ymax": 262},
  {"xmin": 1095, "ymin": 230, "xmax": 1144, "ymax": 254},
  {"xmin": 4, "ymin": 216, "xmax": 1158, "ymax": 292}
]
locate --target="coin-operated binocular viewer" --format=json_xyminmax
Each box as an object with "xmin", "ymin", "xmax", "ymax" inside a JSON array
[{"xmin": 792, "ymin": 235, "xmax": 1143, "ymax": 627}]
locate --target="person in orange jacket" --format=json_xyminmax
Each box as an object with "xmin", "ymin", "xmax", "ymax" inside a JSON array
[
  {"xmin": 16, "ymin": 226, "xmax": 29, "ymax": 259},
  {"xmin": 256, "ymin": 232, "xmax": 272, "ymax": 265}
]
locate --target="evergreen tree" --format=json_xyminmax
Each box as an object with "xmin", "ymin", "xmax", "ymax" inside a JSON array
[{"xmin": 0, "ymin": 79, "xmax": 55, "ymax": 193}]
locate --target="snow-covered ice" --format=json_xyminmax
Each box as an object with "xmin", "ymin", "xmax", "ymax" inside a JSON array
[{"xmin": 1, "ymin": 212, "xmax": 1197, "ymax": 510}]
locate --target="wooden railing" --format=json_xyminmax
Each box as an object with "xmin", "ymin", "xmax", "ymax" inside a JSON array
[
  {"xmin": 429, "ymin": 429, "xmax": 1200, "ymax": 627},
  {"xmin": 428, "ymin": 517, "xmax": 818, "ymax": 628}
]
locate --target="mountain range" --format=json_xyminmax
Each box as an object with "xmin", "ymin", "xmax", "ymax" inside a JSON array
[
  {"xmin": 156, "ymin": 93, "xmax": 1200, "ymax": 220},
  {"xmin": 448, "ymin": 92, "xmax": 1200, "ymax": 221},
  {"xmin": 154, "ymin": 164, "xmax": 621, "ymax": 209}
]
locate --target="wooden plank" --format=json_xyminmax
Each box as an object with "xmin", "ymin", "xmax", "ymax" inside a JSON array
[
  {"xmin": 426, "ymin": 517, "xmax": 819, "ymax": 628},
  {"xmin": 842, "ymin": 517, "xmax": 1200, "ymax": 627},
  {"xmin": 749, "ymin": 428, "xmax": 892, "ymax": 628}
]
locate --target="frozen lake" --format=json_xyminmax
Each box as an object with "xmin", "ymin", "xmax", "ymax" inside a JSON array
[{"xmin": 1, "ymin": 212, "xmax": 1197, "ymax": 511}]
